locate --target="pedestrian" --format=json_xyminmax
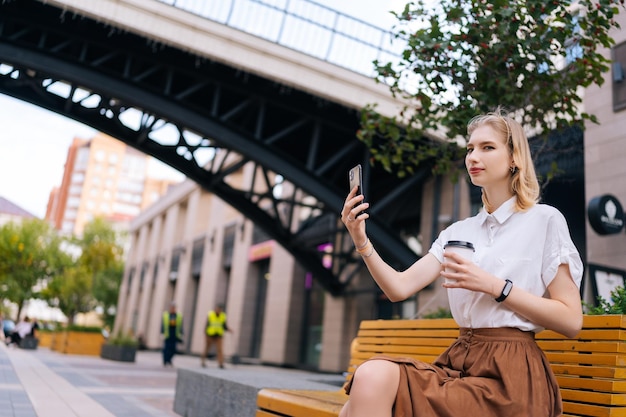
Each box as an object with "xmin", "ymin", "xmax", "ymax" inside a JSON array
[
  {"xmin": 339, "ymin": 107, "xmax": 583, "ymax": 417},
  {"xmin": 161, "ymin": 301, "xmax": 183, "ymax": 367},
  {"xmin": 9, "ymin": 316, "xmax": 33, "ymax": 347},
  {"xmin": 200, "ymin": 304, "xmax": 232, "ymax": 369},
  {"xmin": 0, "ymin": 313, "xmax": 5, "ymax": 344},
  {"xmin": 29, "ymin": 318, "xmax": 39, "ymax": 338}
]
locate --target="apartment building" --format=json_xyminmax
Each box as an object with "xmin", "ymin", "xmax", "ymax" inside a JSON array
[{"xmin": 45, "ymin": 133, "xmax": 179, "ymax": 236}]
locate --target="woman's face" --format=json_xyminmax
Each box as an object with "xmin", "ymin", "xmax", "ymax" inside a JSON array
[{"xmin": 465, "ymin": 124, "xmax": 512, "ymax": 189}]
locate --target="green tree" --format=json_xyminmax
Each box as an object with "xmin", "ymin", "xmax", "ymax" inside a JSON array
[
  {"xmin": 361, "ymin": 0, "xmax": 623, "ymax": 177},
  {"xmin": 0, "ymin": 219, "xmax": 68, "ymax": 320},
  {"xmin": 78, "ymin": 218, "xmax": 125, "ymax": 328},
  {"xmin": 42, "ymin": 218, "xmax": 124, "ymax": 327},
  {"xmin": 43, "ymin": 265, "xmax": 94, "ymax": 325}
]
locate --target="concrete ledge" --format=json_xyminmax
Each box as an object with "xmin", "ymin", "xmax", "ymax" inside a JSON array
[{"xmin": 173, "ymin": 366, "xmax": 344, "ymax": 417}]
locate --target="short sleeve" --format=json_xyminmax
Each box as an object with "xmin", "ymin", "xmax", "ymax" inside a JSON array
[
  {"xmin": 428, "ymin": 226, "xmax": 452, "ymax": 264},
  {"xmin": 542, "ymin": 210, "xmax": 583, "ymax": 288}
]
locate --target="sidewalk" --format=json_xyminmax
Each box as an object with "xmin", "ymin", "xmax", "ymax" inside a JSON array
[
  {"xmin": 0, "ymin": 343, "xmax": 344, "ymax": 417},
  {"xmin": 0, "ymin": 343, "xmax": 190, "ymax": 417}
]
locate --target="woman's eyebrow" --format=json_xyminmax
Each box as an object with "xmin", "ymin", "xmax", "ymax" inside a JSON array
[{"xmin": 467, "ymin": 139, "xmax": 497, "ymax": 147}]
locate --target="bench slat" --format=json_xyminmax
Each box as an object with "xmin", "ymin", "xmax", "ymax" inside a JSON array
[
  {"xmin": 581, "ymin": 315, "xmax": 626, "ymax": 329},
  {"xmin": 545, "ymin": 352, "xmax": 626, "ymax": 367},
  {"xmin": 539, "ymin": 329, "xmax": 626, "ymax": 341},
  {"xmin": 357, "ymin": 336, "xmax": 456, "ymax": 347},
  {"xmin": 257, "ymin": 388, "xmax": 346, "ymax": 417},
  {"xmin": 557, "ymin": 376, "xmax": 626, "ymax": 393},
  {"xmin": 561, "ymin": 388, "xmax": 626, "ymax": 405},
  {"xmin": 358, "ymin": 318, "xmax": 458, "ymax": 330},
  {"xmin": 551, "ymin": 364, "xmax": 626, "ymax": 379},
  {"xmin": 563, "ymin": 401, "xmax": 626, "ymax": 417},
  {"xmin": 350, "ymin": 353, "xmax": 440, "ymax": 364},
  {"xmin": 538, "ymin": 340, "xmax": 626, "ymax": 354},
  {"xmin": 356, "ymin": 343, "xmax": 450, "ymax": 356},
  {"xmin": 357, "ymin": 329, "xmax": 460, "ymax": 338}
]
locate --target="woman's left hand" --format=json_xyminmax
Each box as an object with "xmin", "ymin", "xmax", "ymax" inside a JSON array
[{"xmin": 441, "ymin": 251, "xmax": 502, "ymax": 297}]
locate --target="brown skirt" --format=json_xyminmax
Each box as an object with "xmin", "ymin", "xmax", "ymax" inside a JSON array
[{"xmin": 344, "ymin": 327, "xmax": 562, "ymax": 417}]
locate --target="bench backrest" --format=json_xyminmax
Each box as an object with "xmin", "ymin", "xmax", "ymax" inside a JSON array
[{"xmin": 349, "ymin": 315, "xmax": 626, "ymax": 417}]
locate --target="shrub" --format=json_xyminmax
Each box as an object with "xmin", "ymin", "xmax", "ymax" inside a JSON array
[
  {"xmin": 422, "ymin": 307, "xmax": 453, "ymax": 319},
  {"xmin": 584, "ymin": 286, "xmax": 626, "ymax": 315},
  {"xmin": 65, "ymin": 325, "xmax": 103, "ymax": 333},
  {"xmin": 106, "ymin": 332, "xmax": 139, "ymax": 347}
]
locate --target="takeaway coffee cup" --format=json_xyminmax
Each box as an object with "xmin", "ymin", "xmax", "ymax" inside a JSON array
[{"xmin": 443, "ymin": 240, "xmax": 475, "ymax": 284}]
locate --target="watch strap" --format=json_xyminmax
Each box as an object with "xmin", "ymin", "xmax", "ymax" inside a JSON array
[{"xmin": 495, "ymin": 279, "xmax": 513, "ymax": 302}]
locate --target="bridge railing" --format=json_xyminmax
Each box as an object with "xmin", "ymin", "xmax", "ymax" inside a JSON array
[{"xmin": 156, "ymin": 0, "xmax": 405, "ymax": 77}]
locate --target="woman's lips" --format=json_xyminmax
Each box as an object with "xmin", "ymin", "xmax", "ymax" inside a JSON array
[{"xmin": 468, "ymin": 167, "xmax": 483, "ymax": 175}]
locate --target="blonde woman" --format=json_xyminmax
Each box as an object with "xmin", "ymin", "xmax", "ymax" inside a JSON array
[{"xmin": 340, "ymin": 108, "xmax": 583, "ymax": 417}]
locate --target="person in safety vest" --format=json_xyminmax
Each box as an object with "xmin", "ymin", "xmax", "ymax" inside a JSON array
[
  {"xmin": 201, "ymin": 304, "xmax": 232, "ymax": 369},
  {"xmin": 161, "ymin": 301, "xmax": 183, "ymax": 367}
]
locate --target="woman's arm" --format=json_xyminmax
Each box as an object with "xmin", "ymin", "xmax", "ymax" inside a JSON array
[
  {"xmin": 502, "ymin": 264, "xmax": 582, "ymax": 338},
  {"xmin": 361, "ymin": 250, "xmax": 443, "ymax": 301},
  {"xmin": 341, "ymin": 186, "xmax": 442, "ymax": 301},
  {"xmin": 442, "ymin": 252, "xmax": 582, "ymax": 338}
]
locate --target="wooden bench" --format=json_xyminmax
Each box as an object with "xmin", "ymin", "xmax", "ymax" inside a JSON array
[{"xmin": 256, "ymin": 315, "xmax": 626, "ymax": 417}]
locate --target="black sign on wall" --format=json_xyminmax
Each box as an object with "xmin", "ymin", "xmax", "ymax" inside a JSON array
[{"xmin": 588, "ymin": 194, "xmax": 625, "ymax": 235}]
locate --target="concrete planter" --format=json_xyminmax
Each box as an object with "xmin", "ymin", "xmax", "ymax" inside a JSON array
[
  {"xmin": 52, "ymin": 331, "xmax": 104, "ymax": 356},
  {"xmin": 18, "ymin": 336, "xmax": 39, "ymax": 350},
  {"xmin": 100, "ymin": 344, "xmax": 137, "ymax": 362},
  {"xmin": 37, "ymin": 332, "xmax": 53, "ymax": 348}
]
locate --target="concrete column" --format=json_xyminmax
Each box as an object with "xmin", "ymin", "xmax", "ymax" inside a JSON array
[
  {"xmin": 134, "ymin": 215, "xmax": 163, "ymax": 341},
  {"xmin": 191, "ymin": 196, "xmax": 227, "ymax": 354},
  {"xmin": 318, "ymin": 293, "xmax": 352, "ymax": 373},
  {"xmin": 260, "ymin": 244, "xmax": 306, "ymax": 365},
  {"xmin": 113, "ymin": 230, "xmax": 138, "ymax": 335},
  {"xmin": 122, "ymin": 223, "xmax": 149, "ymax": 334},
  {"xmin": 146, "ymin": 204, "xmax": 180, "ymax": 347},
  {"xmin": 224, "ymin": 217, "xmax": 253, "ymax": 358},
  {"xmin": 176, "ymin": 191, "xmax": 200, "ymax": 350}
]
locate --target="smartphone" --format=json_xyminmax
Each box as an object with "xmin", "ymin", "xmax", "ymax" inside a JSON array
[
  {"xmin": 348, "ymin": 164, "xmax": 366, "ymax": 214},
  {"xmin": 348, "ymin": 164, "xmax": 363, "ymax": 197}
]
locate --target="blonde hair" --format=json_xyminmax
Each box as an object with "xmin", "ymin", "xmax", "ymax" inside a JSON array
[{"xmin": 467, "ymin": 107, "xmax": 540, "ymax": 212}]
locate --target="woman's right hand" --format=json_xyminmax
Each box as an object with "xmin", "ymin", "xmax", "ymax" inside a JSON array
[{"xmin": 340, "ymin": 186, "xmax": 369, "ymax": 247}]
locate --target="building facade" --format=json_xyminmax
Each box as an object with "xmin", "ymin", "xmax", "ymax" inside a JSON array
[
  {"xmin": 45, "ymin": 133, "xmax": 178, "ymax": 236},
  {"xmin": 582, "ymin": 9, "xmax": 626, "ymax": 304}
]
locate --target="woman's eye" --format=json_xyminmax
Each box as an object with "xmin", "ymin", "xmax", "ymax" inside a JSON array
[{"xmin": 466, "ymin": 148, "xmax": 473, "ymax": 154}]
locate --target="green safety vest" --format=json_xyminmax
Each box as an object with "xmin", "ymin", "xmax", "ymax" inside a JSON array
[
  {"xmin": 206, "ymin": 311, "xmax": 226, "ymax": 336},
  {"xmin": 162, "ymin": 311, "xmax": 182, "ymax": 339}
]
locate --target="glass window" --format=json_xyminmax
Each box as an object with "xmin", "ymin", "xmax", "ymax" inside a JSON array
[
  {"xmin": 71, "ymin": 172, "xmax": 85, "ymax": 183},
  {"xmin": 75, "ymin": 148, "xmax": 90, "ymax": 170},
  {"xmin": 67, "ymin": 197, "xmax": 80, "ymax": 208}
]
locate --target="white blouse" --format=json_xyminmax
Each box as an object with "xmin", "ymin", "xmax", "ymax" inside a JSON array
[{"xmin": 428, "ymin": 197, "xmax": 583, "ymax": 332}]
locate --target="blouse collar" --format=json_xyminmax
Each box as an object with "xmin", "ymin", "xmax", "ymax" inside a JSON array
[{"xmin": 478, "ymin": 196, "xmax": 516, "ymax": 225}]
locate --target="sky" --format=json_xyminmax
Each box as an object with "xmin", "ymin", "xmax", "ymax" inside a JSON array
[{"xmin": 0, "ymin": 0, "xmax": 406, "ymax": 219}]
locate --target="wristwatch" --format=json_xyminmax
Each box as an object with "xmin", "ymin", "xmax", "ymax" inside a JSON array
[{"xmin": 495, "ymin": 279, "xmax": 513, "ymax": 302}]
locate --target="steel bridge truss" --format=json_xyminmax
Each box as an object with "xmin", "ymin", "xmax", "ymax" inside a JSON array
[{"xmin": 0, "ymin": 0, "xmax": 431, "ymax": 296}]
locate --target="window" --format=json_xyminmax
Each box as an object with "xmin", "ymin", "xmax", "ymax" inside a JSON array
[{"xmin": 613, "ymin": 41, "xmax": 626, "ymax": 112}]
